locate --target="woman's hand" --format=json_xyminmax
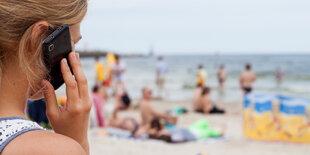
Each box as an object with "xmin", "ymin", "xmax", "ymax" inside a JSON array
[{"xmin": 41, "ymin": 52, "xmax": 91, "ymax": 154}]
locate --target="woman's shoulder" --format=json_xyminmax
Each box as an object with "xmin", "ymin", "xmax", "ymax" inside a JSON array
[{"xmin": 2, "ymin": 130, "xmax": 85, "ymax": 155}]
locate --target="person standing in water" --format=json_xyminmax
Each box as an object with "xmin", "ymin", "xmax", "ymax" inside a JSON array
[
  {"xmin": 95, "ymin": 56, "xmax": 105, "ymax": 85},
  {"xmin": 197, "ymin": 64, "xmax": 207, "ymax": 86},
  {"xmin": 112, "ymin": 55, "xmax": 126, "ymax": 95},
  {"xmin": 217, "ymin": 65, "xmax": 227, "ymax": 89},
  {"xmin": 240, "ymin": 63, "xmax": 256, "ymax": 94},
  {"xmin": 155, "ymin": 56, "xmax": 167, "ymax": 98}
]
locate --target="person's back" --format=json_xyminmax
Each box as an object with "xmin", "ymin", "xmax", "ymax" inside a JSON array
[
  {"xmin": 194, "ymin": 87, "xmax": 212, "ymax": 113},
  {"xmin": 0, "ymin": 1, "xmax": 91, "ymax": 154},
  {"xmin": 240, "ymin": 71, "xmax": 256, "ymax": 87},
  {"xmin": 240, "ymin": 64, "xmax": 256, "ymax": 94},
  {"xmin": 140, "ymin": 99, "xmax": 154, "ymax": 126}
]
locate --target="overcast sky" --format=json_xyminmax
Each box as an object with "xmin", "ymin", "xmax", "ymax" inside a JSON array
[{"xmin": 75, "ymin": 0, "xmax": 310, "ymax": 55}]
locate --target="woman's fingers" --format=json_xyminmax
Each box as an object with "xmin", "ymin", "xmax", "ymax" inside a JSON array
[
  {"xmin": 68, "ymin": 52, "xmax": 89, "ymax": 100},
  {"xmin": 41, "ymin": 80, "xmax": 59, "ymax": 118},
  {"xmin": 61, "ymin": 58, "xmax": 79, "ymax": 107}
]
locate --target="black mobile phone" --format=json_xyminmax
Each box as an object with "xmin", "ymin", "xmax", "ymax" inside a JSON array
[{"xmin": 42, "ymin": 24, "xmax": 72, "ymax": 90}]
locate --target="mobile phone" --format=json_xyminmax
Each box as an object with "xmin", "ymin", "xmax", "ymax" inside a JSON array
[{"xmin": 42, "ymin": 24, "xmax": 72, "ymax": 90}]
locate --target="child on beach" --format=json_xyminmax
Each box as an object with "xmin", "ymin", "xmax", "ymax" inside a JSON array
[
  {"xmin": 0, "ymin": 0, "xmax": 90, "ymax": 154},
  {"xmin": 92, "ymin": 85, "xmax": 108, "ymax": 127}
]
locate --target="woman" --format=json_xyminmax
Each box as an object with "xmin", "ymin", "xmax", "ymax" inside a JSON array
[
  {"xmin": 194, "ymin": 87, "xmax": 225, "ymax": 114},
  {"xmin": 0, "ymin": 0, "xmax": 90, "ymax": 154}
]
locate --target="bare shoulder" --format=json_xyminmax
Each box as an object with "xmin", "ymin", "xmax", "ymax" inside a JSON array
[{"xmin": 2, "ymin": 130, "xmax": 85, "ymax": 155}]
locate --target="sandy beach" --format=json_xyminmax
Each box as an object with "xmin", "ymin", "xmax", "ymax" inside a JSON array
[{"xmin": 89, "ymin": 99, "xmax": 309, "ymax": 155}]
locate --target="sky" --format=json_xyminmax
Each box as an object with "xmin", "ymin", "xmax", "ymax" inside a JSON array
[{"xmin": 75, "ymin": 0, "xmax": 310, "ymax": 55}]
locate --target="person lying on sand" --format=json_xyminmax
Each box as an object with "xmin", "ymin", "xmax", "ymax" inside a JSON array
[
  {"xmin": 140, "ymin": 87, "xmax": 178, "ymax": 126},
  {"xmin": 148, "ymin": 118, "xmax": 225, "ymax": 143},
  {"xmin": 109, "ymin": 107, "xmax": 146, "ymax": 137},
  {"xmin": 109, "ymin": 109, "xmax": 169, "ymax": 138},
  {"xmin": 193, "ymin": 86, "xmax": 225, "ymax": 114}
]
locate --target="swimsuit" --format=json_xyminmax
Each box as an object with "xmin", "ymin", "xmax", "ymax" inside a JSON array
[
  {"xmin": 0, "ymin": 117, "xmax": 44, "ymax": 152},
  {"xmin": 218, "ymin": 78, "xmax": 225, "ymax": 83},
  {"xmin": 243, "ymin": 87, "xmax": 252, "ymax": 94},
  {"xmin": 117, "ymin": 118, "xmax": 139, "ymax": 137},
  {"xmin": 195, "ymin": 105, "xmax": 225, "ymax": 114}
]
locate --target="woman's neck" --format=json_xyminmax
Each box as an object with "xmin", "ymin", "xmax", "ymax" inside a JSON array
[{"xmin": 0, "ymin": 63, "xmax": 29, "ymax": 118}]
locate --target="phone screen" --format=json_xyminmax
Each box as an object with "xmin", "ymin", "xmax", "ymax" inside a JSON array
[{"xmin": 42, "ymin": 24, "xmax": 72, "ymax": 90}]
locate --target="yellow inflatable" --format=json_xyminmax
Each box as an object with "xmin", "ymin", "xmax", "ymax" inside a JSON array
[{"xmin": 244, "ymin": 94, "xmax": 310, "ymax": 143}]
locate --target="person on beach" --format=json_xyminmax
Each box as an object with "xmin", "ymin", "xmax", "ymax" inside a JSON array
[
  {"xmin": 217, "ymin": 65, "xmax": 227, "ymax": 89},
  {"xmin": 155, "ymin": 56, "xmax": 167, "ymax": 98},
  {"xmin": 109, "ymin": 109, "xmax": 171, "ymax": 139},
  {"xmin": 109, "ymin": 108, "xmax": 146, "ymax": 137},
  {"xmin": 193, "ymin": 87, "xmax": 225, "ymax": 114},
  {"xmin": 92, "ymin": 85, "xmax": 108, "ymax": 127},
  {"xmin": 0, "ymin": 1, "xmax": 91, "ymax": 154},
  {"xmin": 95, "ymin": 56, "xmax": 105, "ymax": 85},
  {"xmin": 197, "ymin": 64, "xmax": 207, "ymax": 86},
  {"xmin": 114, "ymin": 84, "xmax": 131, "ymax": 111},
  {"xmin": 139, "ymin": 87, "xmax": 177, "ymax": 126},
  {"xmin": 240, "ymin": 63, "xmax": 256, "ymax": 94},
  {"xmin": 112, "ymin": 54, "xmax": 126, "ymax": 95}
]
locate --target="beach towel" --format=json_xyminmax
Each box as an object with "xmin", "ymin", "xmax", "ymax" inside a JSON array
[{"xmin": 189, "ymin": 119, "xmax": 221, "ymax": 139}]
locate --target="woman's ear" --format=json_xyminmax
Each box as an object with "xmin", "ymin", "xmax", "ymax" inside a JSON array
[{"xmin": 30, "ymin": 21, "xmax": 49, "ymax": 50}]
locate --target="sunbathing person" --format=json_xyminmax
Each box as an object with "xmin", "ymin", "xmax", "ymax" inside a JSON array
[
  {"xmin": 139, "ymin": 87, "xmax": 178, "ymax": 126},
  {"xmin": 193, "ymin": 87, "xmax": 225, "ymax": 114},
  {"xmin": 108, "ymin": 107, "xmax": 145, "ymax": 137},
  {"xmin": 148, "ymin": 118, "xmax": 224, "ymax": 143},
  {"xmin": 109, "ymin": 109, "xmax": 167, "ymax": 138}
]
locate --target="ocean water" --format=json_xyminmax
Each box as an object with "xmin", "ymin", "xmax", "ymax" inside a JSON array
[{"xmin": 57, "ymin": 54, "xmax": 310, "ymax": 102}]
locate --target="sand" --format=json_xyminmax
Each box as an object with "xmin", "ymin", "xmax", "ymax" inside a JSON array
[{"xmin": 89, "ymin": 99, "xmax": 310, "ymax": 155}]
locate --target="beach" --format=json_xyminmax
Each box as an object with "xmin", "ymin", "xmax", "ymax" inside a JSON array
[
  {"xmin": 66, "ymin": 54, "xmax": 310, "ymax": 155},
  {"xmin": 89, "ymin": 99, "xmax": 309, "ymax": 155}
]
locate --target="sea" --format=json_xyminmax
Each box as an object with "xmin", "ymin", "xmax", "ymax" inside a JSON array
[{"xmin": 57, "ymin": 54, "xmax": 310, "ymax": 102}]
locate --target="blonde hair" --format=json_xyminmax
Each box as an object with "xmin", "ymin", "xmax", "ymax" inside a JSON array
[{"xmin": 0, "ymin": 0, "xmax": 87, "ymax": 91}]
